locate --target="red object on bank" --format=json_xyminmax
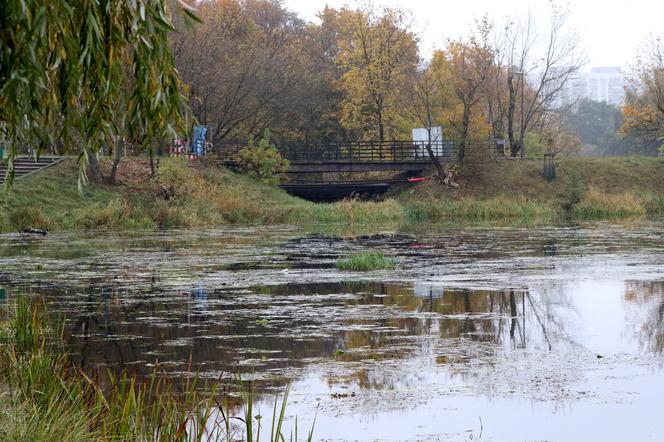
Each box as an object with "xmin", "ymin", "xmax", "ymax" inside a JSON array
[{"xmin": 407, "ymin": 177, "xmax": 426, "ymax": 183}]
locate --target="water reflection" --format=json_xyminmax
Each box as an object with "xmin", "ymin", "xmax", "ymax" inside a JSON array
[
  {"xmin": 0, "ymin": 279, "xmax": 653, "ymax": 393},
  {"xmin": 625, "ymin": 280, "xmax": 664, "ymax": 354}
]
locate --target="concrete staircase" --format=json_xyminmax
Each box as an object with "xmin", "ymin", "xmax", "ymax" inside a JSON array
[{"xmin": 0, "ymin": 156, "xmax": 64, "ymax": 185}]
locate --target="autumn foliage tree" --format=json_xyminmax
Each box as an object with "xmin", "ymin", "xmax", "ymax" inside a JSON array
[
  {"xmin": 430, "ymin": 29, "xmax": 494, "ymax": 163},
  {"xmin": 620, "ymin": 35, "xmax": 664, "ymax": 155},
  {"xmin": 330, "ymin": 7, "xmax": 419, "ymax": 141},
  {"xmin": 401, "ymin": 65, "xmax": 448, "ymax": 180}
]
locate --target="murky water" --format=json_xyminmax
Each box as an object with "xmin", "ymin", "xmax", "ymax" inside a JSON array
[{"xmin": 0, "ymin": 221, "xmax": 663, "ymax": 441}]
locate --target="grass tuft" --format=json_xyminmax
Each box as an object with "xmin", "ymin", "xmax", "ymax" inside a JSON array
[{"xmin": 336, "ymin": 251, "xmax": 396, "ymax": 271}]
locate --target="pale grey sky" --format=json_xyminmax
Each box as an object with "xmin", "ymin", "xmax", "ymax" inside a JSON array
[{"xmin": 283, "ymin": 0, "xmax": 663, "ymax": 71}]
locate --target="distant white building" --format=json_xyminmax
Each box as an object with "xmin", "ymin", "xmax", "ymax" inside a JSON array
[
  {"xmin": 554, "ymin": 66, "xmax": 627, "ymax": 108},
  {"xmin": 583, "ymin": 67, "xmax": 627, "ymax": 105}
]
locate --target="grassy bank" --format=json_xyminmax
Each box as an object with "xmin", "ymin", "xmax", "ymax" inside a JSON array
[
  {"xmin": 0, "ymin": 156, "xmax": 662, "ymax": 233},
  {"xmin": 398, "ymin": 156, "xmax": 664, "ymax": 220},
  {"xmin": 0, "ymin": 297, "xmax": 311, "ymax": 441}
]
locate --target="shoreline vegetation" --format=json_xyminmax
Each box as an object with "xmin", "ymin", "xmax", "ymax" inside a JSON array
[
  {"xmin": 0, "ymin": 297, "xmax": 313, "ymax": 442},
  {"xmin": 1, "ymin": 156, "xmax": 663, "ymax": 233}
]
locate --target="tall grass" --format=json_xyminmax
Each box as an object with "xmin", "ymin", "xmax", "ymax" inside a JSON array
[
  {"xmin": 0, "ymin": 296, "xmax": 313, "ymax": 441},
  {"xmin": 573, "ymin": 187, "xmax": 648, "ymax": 219},
  {"xmin": 404, "ymin": 197, "xmax": 557, "ymax": 223}
]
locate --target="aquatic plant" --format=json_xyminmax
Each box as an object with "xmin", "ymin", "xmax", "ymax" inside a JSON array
[{"xmin": 336, "ymin": 251, "xmax": 396, "ymax": 271}]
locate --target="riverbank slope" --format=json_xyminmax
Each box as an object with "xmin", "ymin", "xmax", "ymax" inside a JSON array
[{"xmin": 1, "ymin": 156, "xmax": 662, "ymax": 232}]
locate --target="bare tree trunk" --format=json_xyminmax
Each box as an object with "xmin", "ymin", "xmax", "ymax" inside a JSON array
[
  {"xmin": 86, "ymin": 151, "xmax": 103, "ymax": 183},
  {"xmin": 378, "ymin": 112, "xmax": 385, "ymax": 142},
  {"xmin": 148, "ymin": 147, "xmax": 156, "ymax": 178},
  {"xmin": 507, "ymin": 74, "xmax": 519, "ymax": 157},
  {"xmin": 54, "ymin": 138, "xmax": 65, "ymax": 156},
  {"xmin": 458, "ymin": 105, "xmax": 471, "ymax": 163},
  {"xmin": 425, "ymin": 144, "xmax": 446, "ymax": 182},
  {"xmin": 108, "ymin": 138, "xmax": 122, "ymax": 185}
]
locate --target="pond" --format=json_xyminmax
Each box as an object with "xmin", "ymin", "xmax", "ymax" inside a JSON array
[{"xmin": 0, "ymin": 221, "xmax": 663, "ymax": 441}]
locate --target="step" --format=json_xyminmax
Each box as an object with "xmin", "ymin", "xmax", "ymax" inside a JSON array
[{"xmin": 0, "ymin": 157, "xmax": 63, "ymax": 184}]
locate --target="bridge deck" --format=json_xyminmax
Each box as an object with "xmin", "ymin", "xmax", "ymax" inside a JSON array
[{"xmin": 214, "ymin": 140, "xmax": 455, "ymax": 172}]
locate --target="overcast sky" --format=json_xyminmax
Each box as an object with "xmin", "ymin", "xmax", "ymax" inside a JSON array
[{"xmin": 283, "ymin": 0, "xmax": 663, "ymax": 71}]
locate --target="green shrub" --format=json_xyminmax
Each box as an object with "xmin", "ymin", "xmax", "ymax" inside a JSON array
[
  {"xmin": 235, "ymin": 129, "xmax": 290, "ymax": 185},
  {"xmin": 562, "ymin": 171, "xmax": 587, "ymax": 212}
]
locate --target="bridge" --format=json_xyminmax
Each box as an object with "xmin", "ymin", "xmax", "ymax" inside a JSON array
[
  {"xmin": 215, "ymin": 140, "xmax": 456, "ymax": 173},
  {"xmin": 214, "ymin": 140, "xmax": 455, "ymax": 201}
]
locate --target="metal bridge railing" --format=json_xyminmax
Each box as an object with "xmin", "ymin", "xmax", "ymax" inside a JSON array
[{"xmin": 214, "ymin": 140, "xmax": 456, "ymax": 163}]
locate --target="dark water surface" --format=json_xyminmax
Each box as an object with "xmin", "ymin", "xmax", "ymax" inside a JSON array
[{"xmin": 0, "ymin": 221, "xmax": 663, "ymax": 441}]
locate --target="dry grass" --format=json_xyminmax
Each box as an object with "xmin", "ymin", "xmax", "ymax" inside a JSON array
[{"xmin": 574, "ymin": 186, "xmax": 648, "ymax": 218}]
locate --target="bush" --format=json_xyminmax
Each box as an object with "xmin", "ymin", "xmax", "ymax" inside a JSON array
[
  {"xmin": 235, "ymin": 129, "xmax": 289, "ymax": 185},
  {"xmin": 562, "ymin": 171, "xmax": 587, "ymax": 212}
]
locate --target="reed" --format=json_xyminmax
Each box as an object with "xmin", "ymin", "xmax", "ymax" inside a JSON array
[{"xmin": 573, "ymin": 186, "xmax": 648, "ymax": 219}]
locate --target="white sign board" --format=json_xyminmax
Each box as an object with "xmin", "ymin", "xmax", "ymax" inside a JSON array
[
  {"xmin": 412, "ymin": 126, "xmax": 442, "ymax": 144},
  {"xmin": 412, "ymin": 126, "xmax": 442, "ymax": 157}
]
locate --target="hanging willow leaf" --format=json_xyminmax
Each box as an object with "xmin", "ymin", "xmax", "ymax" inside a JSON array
[{"xmin": 0, "ymin": 0, "xmax": 197, "ymax": 192}]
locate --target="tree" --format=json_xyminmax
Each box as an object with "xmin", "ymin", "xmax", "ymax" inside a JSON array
[
  {"xmin": 333, "ymin": 6, "xmax": 419, "ymax": 141},
  {"xmin": 171, "ymin": 0, "xmax": 309, "ymax": 144},
  {"xmin": 495, "ymin": 5, "xmax": 584, "ymax": 157},
  {"xmin": 568, "ymin": 99, "xmax": 625, "ymax": 154},
  {"xmin": 235, "ymin": 129, "xmax": 289, "ymax": 185},
  {"xmin": 620, "ymin": 35, "xmax": 664, "ymax": 155},
  {"xmin": 0, "ymin": 0, "xmax": 194, "ymax": 188},
  {"xmin": 431, "ymin": 24, "xmax": 494, "ymax": 163},
  {"xmin": 402, "ymin": 65, "xmax": 447, "ymax": 181}
]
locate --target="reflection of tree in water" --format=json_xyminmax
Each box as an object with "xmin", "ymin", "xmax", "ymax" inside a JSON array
[
  {"xmin": 9, "ymin": 278, "xmax": 581, "ymax": 394},
  {"xmin": 625, "ymin": 280, "xmax": 664, "ymax": 354},
  {"xmin": 524, "ymin": 282, "xmax": 580, "ymax": 352}
]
